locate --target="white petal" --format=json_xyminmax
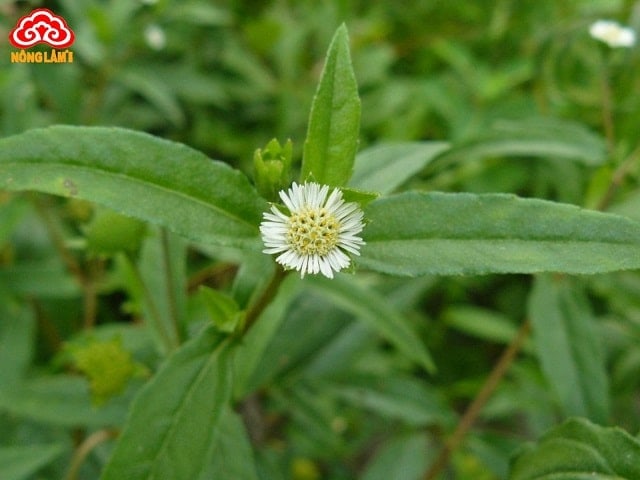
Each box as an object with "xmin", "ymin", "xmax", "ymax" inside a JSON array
[{"xmin": 319, "ymin": 256, "xmax": 334, "ymax": 278}]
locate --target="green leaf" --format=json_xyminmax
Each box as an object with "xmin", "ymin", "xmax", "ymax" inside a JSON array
[
  {"xmin": 233, "ymin": 275, "xmax": 301, "ymax": 397},
  {"xmin": 199, "ymin": 286, "xmax": 243, "ymax": 333},
  {"xmin": 115, "ymin": 68, "xmax": 185, "ymax": 127},
  {"xmin": 360, "ymin": 192, "xmax": 640, "ymax": 276},
  {"xmin": 301, "ymin": 24, "xmax": 361, "ymax": 186},
  {"xmin": 325, "ymin": 374, "xmax": 454, "ymax": 427},
  {"xmin": 198, "ymin": 408, "xmax": 259, "ymax": 480},
  {"xmin": 509, "ymin": 418, "xmax": 640, "ymax": 480},
  {"xmin": 0, "ymin": 375, "xmax": 130, "ymax": 428},
  {"xmin": 362, "ymin": 433, "xmax": 431, "ymax": 480},
  {"xmin": 444, "ymin": 306, "xmax": 530, "ymax": 349},
  {"xmin": 528, "ymin": 275, "xmax": 609, "ymax": 422},
  {"xmin": 138, "ymin": 228, "xmax": 188, "ymax": 351},
  {"xmin": 0, "ymin": 262, "xmax": 79, "ymax": 297},
  {"xmin": 101, "ymin": 326, "xmax": 233, "ymax": 480},
  {"xmin": 306, "ymin": 275, "xmax": 435, "ymax": 372},
  {"xmin": 350, "ymin": 142, "xmax": 449, "ymax": 194},
  {"xmin": 0, "ymin": 444, "xmax": 66, "ymax": 480},
  {"xmin": 434, "ymin": 117, "xmax": 606, "ymax": 169},
  {"xmin": 0, "ymin": 297, "xmax": 34, "ymax": 387},
  {"xmin": 341, "ymin": 186, "xmax": 379, "ymax": 207},
  {"xmin": 0, "ymin": 126, "xmax": 267, "ymax": 248},
  {"xmin": 0, "ymin": 196, "xmax": 29, "ymax": 247}
]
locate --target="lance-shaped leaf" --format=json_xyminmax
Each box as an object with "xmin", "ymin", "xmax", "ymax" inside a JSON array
[
  {"xmin": 101, "ymin": 327, "xmax": 233, "ymax": 480},
  {"xmin": 529, "ymin": 275, "xmax": 609, "ymax": 422},
  {"xmin": 0, "ymin": 126, "xmax": 267, "ymax": 248},
  {"xmin": 350, "ymin": 142, "xmax": 449, "ymax": 194},
  {"xmin": 197, "ymin": 408, "xmax": 259, "ymax": 480},
  {"xmin": 301, "ymin": 24, "xmax": 361, "ymax": 186},
  {"xmin": 360, "ymin": 192, "xmax": 640, "ymax": 276},
  {"xmin": 510, "ymin": 418, "xmax": 640, "ymax": 479},
  {"xmin": 0, "ymin": 444, "xmax": 66, "ymax": 480},
  {"xmin": 433, "ymin": 117, "xmax": 606, "ymax": 170},
  {"xmin": 306, "ymin": 275, "xmax": 435, "ymax": 373}
]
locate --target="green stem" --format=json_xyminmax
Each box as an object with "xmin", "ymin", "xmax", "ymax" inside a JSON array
[
  {"xmin": 423, "ymin": 320, "xmax": 531, "ymax": 480},
  {"xmin": 599, "ymin": 53, "xmax": 615, "ymax": 154},
  {"xmin": 241, "ymin": 266, "xmax": 288, "ymax": 335},
  {"xmin": 596, "ymin": 144, "xmax": 640, "ymax": 211}
]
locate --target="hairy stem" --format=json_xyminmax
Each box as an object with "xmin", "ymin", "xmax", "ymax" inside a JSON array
[
  {"xmin": 423, "ymin": 320, "xmax": 531, "ymax": 480},
  {"xmin": 241, "ymin": 266, "xmax": 288, "ymax": 335}
]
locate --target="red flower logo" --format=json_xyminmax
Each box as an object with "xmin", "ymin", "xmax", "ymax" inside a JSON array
[{"xmin": 9, "ymin": 8, "xmax": 75, "ymax": 49}]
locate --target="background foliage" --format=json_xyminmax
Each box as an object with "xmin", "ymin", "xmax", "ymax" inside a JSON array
[{"xmin": 1, "ymin": 0, "xmax": 640, "ymax": 479}]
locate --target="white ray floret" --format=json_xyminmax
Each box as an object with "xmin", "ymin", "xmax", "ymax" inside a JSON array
[
  {"xmin": 589, "ymin": 20, "xmax": 636, "ymax": 48},
  {"xmin": 260, "ymin": 182, "xmax": 365, "ymax": 278}
]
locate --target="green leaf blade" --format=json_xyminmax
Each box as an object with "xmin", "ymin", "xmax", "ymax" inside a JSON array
[
  {"xmin": 301, "ymin": 24, "xmax": 361, "ymax": 186},
  {"xmin": 360, "ymin": 192, "xmax": 640, "ymax": 276},
  {"xmin": 434, "ymin": 117, "xmax": 607, "ymax": 169},
  {"xmin": 350, "ymin": 142, "xmax": 449, "ymax": 194},
  {"xmin": 307, "ymin": 275, "xmax": 435, "ymax": 373},
  {"xmin": 0, "ymin": 126, "xmax": 267, "ymax": 248},
  {"xmin": 528, "ymin": 275, "xmax": 609, "ymax": 422},
  {"xmin": 198, "ymin": 408, "xmax": 259, "ymax": 480},
  {"xmin": 509, "ymin": 418, "xmax": 640, "ymax": 480},
  {"xmin": 0, "ymin": 376, "xmax": 130, "ymax": 428},
  {"xmin": 0, "ymin": 444, "xmax": 66, "ymax": 480},
  {"xmin": 100, "ymin": 327, "xmax": 234, "ymax": 480}
]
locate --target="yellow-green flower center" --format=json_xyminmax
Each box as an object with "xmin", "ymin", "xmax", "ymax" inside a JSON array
[{"xmin": 286, "ymin": 207, "xmax": 340, "ymax": 256}]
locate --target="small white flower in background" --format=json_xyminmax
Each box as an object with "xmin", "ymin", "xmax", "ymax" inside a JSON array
[
  {"xmin": 144, "ymin": 24, "xmax": 166, "ymax": 50},
  {"xmin": 589, "ymin": 19, "xmax": 636, "ymax": 48},
  {"xmin": 260, "ymin": 182, "xmax": 365, "ymax": 278}
]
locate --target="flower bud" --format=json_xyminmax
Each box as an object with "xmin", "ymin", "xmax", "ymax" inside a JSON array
[{"xmin": 253, "ymin": 138, "xmax": 293, "ymax": 201}]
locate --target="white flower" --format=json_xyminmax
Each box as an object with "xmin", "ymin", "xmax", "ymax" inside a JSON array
[
  {"xmin": 260, "ymin": 182, "xmax": 365, "ymax": 278},
  {"xmin": 589, "ymin": 20, "xmax": 636, "ymax": 48},
  {"xmin": 144, "ymin": 24, "xmax": 166, "ymax": 50}
]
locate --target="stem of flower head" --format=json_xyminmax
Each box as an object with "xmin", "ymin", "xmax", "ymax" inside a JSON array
[
  {"xmin": 599, "ymin": 53, "xmax": 615, "ymax": 154},
  {"xmin": 422, "ymin": 320, "xmax": 531, "ymax": 480},
  {"xmin": 596, "ymin": 144, "xmax": 640, "ymax": 211},
  {"xmin": 241, "ymin": 266, "xmax": 289, "ymax": 335}
]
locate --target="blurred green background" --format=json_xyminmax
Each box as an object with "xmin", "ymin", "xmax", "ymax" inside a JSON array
[{"xmin": 2, "ymin": 0, "xmax": 638, "ymax": 172}]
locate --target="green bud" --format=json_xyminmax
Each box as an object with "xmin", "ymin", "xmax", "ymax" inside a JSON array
[
  {"xmin": 291, "ymin": 457, "xmax": 321, "ymax": 480},
  {"xmin": 84, "ymin": 208, "xmax": 146, "ymax": 256},
  {"xmin": 253, "ymin": 138, "xmax": 293, "ymax": 201},
  {"xmin": 70, "ymin": 337, "xmax": 139, "ymax": 405}
]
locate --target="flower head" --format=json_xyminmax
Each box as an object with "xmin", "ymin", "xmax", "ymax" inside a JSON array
[
  {"xmin": 144, "ymin": 24, "xmax": 166, "ymax": 50},
  {"xmin": 589, "ymin": 20, "xmax": 636, "ymax": 48},
  {"xmin": 260, "ymin": 182, "xmax": 365, "ymax": 278}
]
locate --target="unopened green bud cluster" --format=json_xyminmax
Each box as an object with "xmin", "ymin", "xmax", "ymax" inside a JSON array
[{"xmin": 253, "ymin": 138, "xmax": 293, "ymax": 201}]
